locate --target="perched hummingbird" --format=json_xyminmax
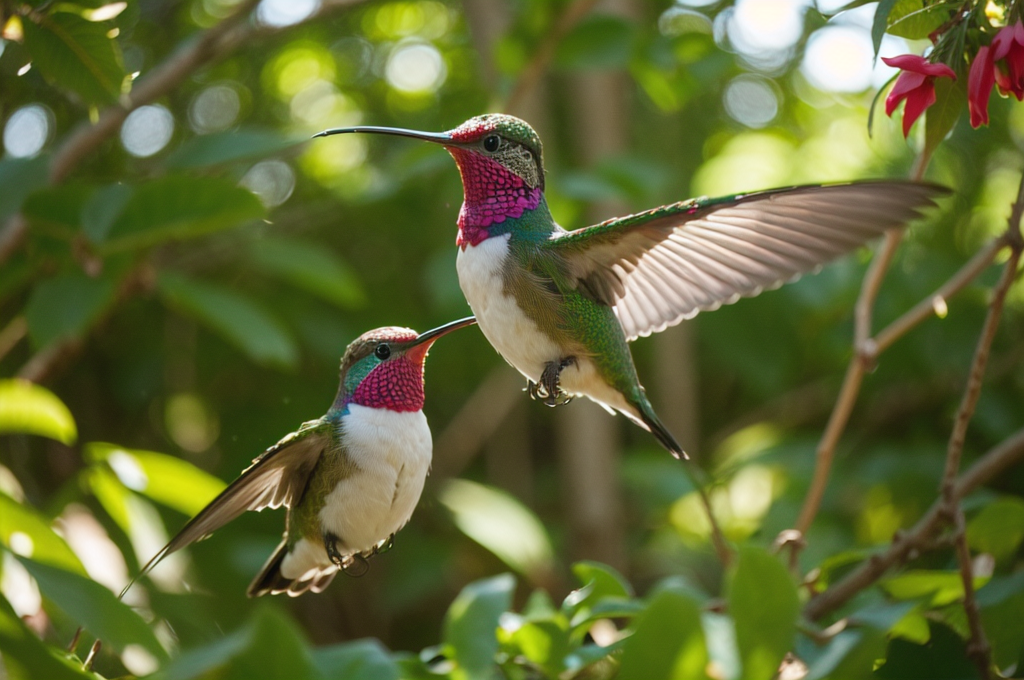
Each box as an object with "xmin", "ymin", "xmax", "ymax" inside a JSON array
[
  {"xmin": 127, "ymin": 318, "xmax": 476, "ymax": 598},
  {"xmin": 316, "ymin": 114, "xmax": 946, "ymax": 458}
]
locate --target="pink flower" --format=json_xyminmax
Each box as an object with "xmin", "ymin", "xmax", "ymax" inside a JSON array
[
  {"xmin": 992, "ymin": 22, "xmax": 1024, "ymax": 100},
  {"xmin": 968, "ymin": 45, "xmax": 995, "ymax": 127},
  {"xmin": 882, "ymin": 54, "xmax": 957, "ymax": 137}
]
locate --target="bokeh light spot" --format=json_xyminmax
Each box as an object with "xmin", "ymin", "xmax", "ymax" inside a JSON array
[
  {"xmin": 385, "ymin": 41, "xmax": 446, "ymax": 93},
  {"xmin": 240, "ymin": 160, "xmax": 296, "ymax": 208},
  {"xmin": 120, "ymin": 104, "xmax": 175, "ymax": 158},
  {"xmin": 724, "ymin": 75, "xmax": 779, "ymax": 128},
  {"xmin": 189, "ymin": 84, "xmax": 241, "ymax": 134},
  {"xmin": 256, "ymin": 0, "xmax": 319, "ymax": 27},
  {"xmin": 3, "ymin": 104, "xmax": 51, "ymax": 158},
  {"xmin": 165, "ymin": 392, "xmax": 220, "ymax": 452},
  {"xmin": 801, "ymin": 25, "xmax": 874, "ymax": 92},
  {"xmin": 290, "ymin": 79, "xmax": 362, "ymax": 129}
]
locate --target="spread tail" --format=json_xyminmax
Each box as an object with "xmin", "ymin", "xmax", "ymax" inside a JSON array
[{"xmin": 247, "ymin": 541, "xmax": 337, "ymax": 598}]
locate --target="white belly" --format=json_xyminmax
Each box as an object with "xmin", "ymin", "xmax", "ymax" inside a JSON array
[
  {"xmin": 456, "ymin": 235, "xmax": 562, "ymax": 381},
  {"xmin": 279, "ymin": 407, "xmax": 432, "ymax": 581},
  {"xmin": 456, "ymin": 236, "xmax": 634, "ymax": 417}
]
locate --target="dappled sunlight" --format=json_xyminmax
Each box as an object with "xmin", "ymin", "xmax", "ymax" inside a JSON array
[
  {"xmin": 55, "ymin": 505, "xmax": 130, "ymax": 595},
  {"xmin": 164, "ymin": 392, "xmax": 220, "ymax": 453},
  {"xmin": 3, "ymin": 103, "xmax": 51, "ymax": 157},
  {"xmin": 264, "ymin": 42, "xmax": 336, "ymax": 100},
  {"xmin": 120, "ymin": 104, "xmax": 175, "ymax": 158},
  {"xmin": 365, "ymin": 1, "xmax": 452, "ymax": 41},
  {"xmin": 189, "ymin": 84, "xmax": 242, "ymax": 134},
  {"xmin": 692, "ymin": 131, "xmax": 796, "ymax": 195}
]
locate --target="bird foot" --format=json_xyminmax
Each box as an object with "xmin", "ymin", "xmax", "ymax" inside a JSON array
[
  {"xmin": 324, "ymin": 531, "xmax": 348, "ymax": 569},
  {"xmin": 526, "ymin": 357, "xmax": 576, "ymax": 407}
]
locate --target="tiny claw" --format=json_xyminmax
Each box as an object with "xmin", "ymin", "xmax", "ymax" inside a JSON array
[
  {"xmin": 324, "ymin": 532, "xmax": 347, "ymax": 569},
  {"xmin": 342, "ymin": 554, "xmax": 370, "ymax": 577}
]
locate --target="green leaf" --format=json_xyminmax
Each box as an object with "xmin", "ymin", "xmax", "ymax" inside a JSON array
[
  {"xmin": 617, "ymin": 589, "xmax": 710, "ymax": 680},
  {"xmin": 312, "ymin": 639, "xmax": 400, "ymax": 680},
  {"xmin": 149, "ymin": 625, "xmax": 252, "ymax": 680},
  {"xmin": 727, "ymin": 546, "xmax": 799, "ymax": 680},
  {"xmin": 564, "ymin": 561, "xmax": 634, "ymax": 628},
  {"xmin": 82, "ymin": 183, "xmax": 133, "ymax": 243},
  {"xmin": 16, "ymin": 555, "xmax": 167, "ymax": 660},
  {"xmin": 86, "ymin": 443, "xmax": 226, "ymax": 516},
  {"xmin": 251, "ymin": 237, "xmax": 367, "ymax": 309},
  {"xmin": 163, "ymin": 129, "xmax": 304, "ymax": 170},
  {"xmin": 966, "ymin": 496, "xmax": 1024, "ymax": 561},
  {"xmin": 555, "ymin": 14, "xmax": 635, "ymax": 70},
  {"xmin": 443, "ymin": 573, "xmax": 515, "ymax": 680},
  {"xmin": 886, "ymin": 0, "xmax": 954, "ymax": 40},
  {"xmin": 977, "ymin": 572, "xmax": 1024, "ymax": 669},
  {"xmin": 882, "ymin": 569, "xmax": 989, "ymax": 606},
  {"xmin": 872, "ymin": 0, "xmax": 899, "ymax": 58},
  {"xmin": 805, "ymin": 629, "xmax": 887, "ymax": 680},
  {"xmin": 0, "ymin": 594, "xmax": 96, "ymax": 680},
  {"xmin": 439, "ymin": 479, "xmax": 554, "ymax": 582},
  {"xmin": 0, "ymin": 379, "xmax": 77, "ymax": 444},
  {"xmin": 157, "ymin": 271, "xmax": 298, "ymax": 369},
  {"xmin": 101, "ymin": 175, "xmax": 265, "ymax": 251},
  {"xmin": 875, "ymin": 621, "xmax": 977, "ymax": 679},
  {"xmin": 0, "ymin": 495, "xmax": 85, "ymax": 575},
  {"xmin": 0, "ymin": 157, "xmax": 49, "ymax": 224},
  {"xmin": 506, "ymin": 619, "xmax": 571, "ymax": 676},
  {"xmin": 24, "ymin": 272, "xmax": 117, "ymax": 349},
  {"xmin": 923, "ymin": 69, "xmax": 964, "ymax": 158},
  {"xmin": 22, "ymin": 11, "xmax": 126, "ymax": 105}
]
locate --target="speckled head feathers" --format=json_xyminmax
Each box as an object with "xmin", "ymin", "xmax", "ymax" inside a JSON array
[{"xmin": 448, "ymin": 114, "xmax": 545, "ymax": 190}]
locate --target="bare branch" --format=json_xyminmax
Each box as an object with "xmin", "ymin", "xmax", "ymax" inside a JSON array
[
  {"xmin": 0, "ymin": 316, "xmax": 28, "ymax": 362},
  {"xmin": 502, "ymin": 0, "xmax": 600, "ymax": 116},
  {"xmin": 805, "ymin": 425, "xmax": 1024, "ymax": 621}
]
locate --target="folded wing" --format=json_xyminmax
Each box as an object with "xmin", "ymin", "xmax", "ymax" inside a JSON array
[{"xmin": 546, "ymin": 181, "xmax": 948, "ymax": 341}]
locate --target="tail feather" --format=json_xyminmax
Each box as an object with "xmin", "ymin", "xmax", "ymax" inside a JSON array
[
  {"xmin": 247, "ymin": 540, "xmax": 338, "ymax": 598},
  {"xmin": 633, "ymin": 398, "xmax": 687, "ymax": 460}
]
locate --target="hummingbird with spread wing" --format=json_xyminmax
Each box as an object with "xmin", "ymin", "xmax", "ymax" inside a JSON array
[
  {"xmin": 126, "ymin": 318, "xmax": 475, "ymax": 598},
  {"xmin": 316, "ymin": 114, "xmax": 947, "ymax": 459}
]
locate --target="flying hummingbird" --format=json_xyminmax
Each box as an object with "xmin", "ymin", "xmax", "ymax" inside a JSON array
[
  {"xmin": 125, "ymin": 318, "xmax": 476, "ymax": 598},
  {"xmin": 315, "ymin": 114, "xmax": 946, "ymax": 459}
]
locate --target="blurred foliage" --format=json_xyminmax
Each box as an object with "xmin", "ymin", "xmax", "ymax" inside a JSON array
[{"xmin": 1, "ymin": 0, "xmax": 1024, "ymax": 678}]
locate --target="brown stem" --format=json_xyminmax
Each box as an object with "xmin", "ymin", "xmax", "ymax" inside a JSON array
[
  {"xmin": 0, "ymin": 316, "xmax": 28, "ymax": 362},
  {"xmin": 952, "ymin": 511, "xmax": 991, "ymax": 680},
  {"xmin": 873, "ymin": 235, "xmax": 1008, "ymax": 355},
  {"xmin": 502, "ymin": 0, "xmax": 600, "ymax": 116},
  {"xmin": 805, "ymin": 426, "xmax": 1024, "ymax": 620}
]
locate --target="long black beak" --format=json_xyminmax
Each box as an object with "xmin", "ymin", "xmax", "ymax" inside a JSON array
[
  {"xmin": 411, "ymin": 316, "xmax": 477, "ymax": 347},
  {"xmin": 313, "ymin": 125, "xmax": 453, "ymax": 145}
]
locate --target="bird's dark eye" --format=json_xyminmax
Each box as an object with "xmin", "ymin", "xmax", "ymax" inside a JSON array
[
  {"xmin": 483, "ymin": 135, "xmax": 500, "ymax": 152},
  {"xmin": 374, "ymin": 343, "xmax": 391, "ymax": 360}
]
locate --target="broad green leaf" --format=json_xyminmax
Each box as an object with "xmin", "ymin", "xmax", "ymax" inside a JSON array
[
  {"xmin": 163, "ymin": 129, "xmax": 304, "ymax": 170},
  {"xmin": 22, "ymin": 11, "xmax": 126, "ymax": 105},
  {"xmin": 0, "ymin": 157, "xmax": 49, "ymax": 223},
  {"xmin": 439, "ymin": 479, "xmax": 554, "ymax": 582},
  {"xmin": 312, "ymin": 639, "xmax": 400, "ymax": 680},
  {"xmin": 85, "ymin": 465, "xmax": 131, "ymax": 532},
  {"xmin": 82, "ymin": 183, "xmax": 133, "ymax": 243},
  {"xmin": 617, "ymin": 589, "xmax": 709, "ymax": 680},
  {"xmin": 102, "ymin": 175, "xmax": 265, "ymax": 251},
  {"xmin": 0, "ymin": 379, "xmax": 77, "ymax": 444},
  {"xmin": 218, "ymin": 605, "xmax": 318, "ymax": 680},
  {"xmin": 871, "ymin": 0, "xmax": 899, "ymax": 58},
  {"xmin": 0, "ymin": 496, "xmax": 86, "ymax": 576},
  {"xmin": 565, "ymin": 561, "xmax": 634, "ymax": 628},
  {"xmin": 157, "ymin": 271, "xmax": 298, "ymax": 368},
  {"xmin": 24, "ymin": 272, "xmax": 117, "ymax": 349},
  {"xmin": 251, "ymin": 237, "xmax": 367, "ymax": 309},
  {"xmin": 882, "ymin": 569, "xmax": 989, "ymax": 606},
  {"xmin": 555, "ymin": 15, "xmax": 635, "ymax": 70},
  {"xmin": 149, "ymin": 625, "xmax": 252, "ymax": 680},
  {"xmin": 16, "ymin": 555, "xmax": 166, "ymax": 660},
  {"xmin": 804, "ymin": 629, "xmax": 887, "ymax": 680},
  {"xmin": 966, "ymin": 496, "xmax": 1024, "ymax": 561},
  {"xmin": 0, "ymin": 594, "xmax": 96, "ymax": 680},
  {"xmin": 977, "ymin": 572, "xmax": 1024, "ymax": 669},
  {"xmin": 21, "ymin": 184, "xmax": 94, "ymax": 234},
  {"xmin": 506, "ymin": 619, "xmax": 571, "ymax": 676},
  {"xmin": 443, "ymin": 573, "xmax": 515, "ymax": 680},
  {"xmin": 875, "ymin": 621, "xmax": 977, "ymax": 679},
  {"xmin": 886, "ymin": 0, "xmax": 954, "ymax": 40},
  {"xmin": 923, "ymin": 71, "xmax": 964, "ymax": 158},
  {"xmin": 86, "ymin": 442, "xmax": 226, "ymax": 516},
  {"xmin": 727, "ymin": 546, "xmax": 799, "ymax": 680}
]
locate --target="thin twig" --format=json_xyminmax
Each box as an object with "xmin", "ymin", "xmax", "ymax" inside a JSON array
[
  {"xmin": 0, "ymin": 316, "xmax": 28, "ymax": 362},
  {"xmin": 805, "ymin": 425, "xmax": 1024, "ymax": 620},
  {"xmin": 873, "ymin": 235, "xmax": 1009, "ymax": 354},
  {"xmin": 502, "ymin": 0, "xmax": 600, "ymax": 115},
  {"xmin": 952, "ymin": 513, "xmax": 991, "ymax": 679}
]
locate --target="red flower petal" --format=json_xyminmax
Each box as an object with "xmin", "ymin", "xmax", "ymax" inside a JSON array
[
  {"xmin": 901, "ymin": 81, "xmax": 937, "ymax": 137},
  {"xmin": 968, "ymin": 46, "xmax": 995, "ymax": 128}
]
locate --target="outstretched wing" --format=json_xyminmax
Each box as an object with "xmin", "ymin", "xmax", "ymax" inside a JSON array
[
  {"xmin": 125, "ymin": 419, "xmax": 331, "ymax": 594},
  {"xmin": 545, "ymin": 181, "xmax": 948, "ymax": 341}
]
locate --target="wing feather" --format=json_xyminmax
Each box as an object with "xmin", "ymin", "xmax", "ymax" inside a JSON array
[{"xmin": 548, "ymin": 181, "xmax": 948, "ymax": 340}]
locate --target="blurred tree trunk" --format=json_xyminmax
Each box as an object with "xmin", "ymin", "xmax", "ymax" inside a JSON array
[
  {"xmin": 653, "ymin": 323, "xmax": 700, "ymax": 455},
  {"xmin": 555, "ymin": 0, "xmax": 640, "ymax": 575}
]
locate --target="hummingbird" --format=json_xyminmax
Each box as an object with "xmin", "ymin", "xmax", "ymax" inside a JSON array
[
  {"xmin": 315, "ymin": 114, "xmax": 946, "ymax": 459},
  {"xmin": 125, "ymin": 317, "xmax": 476, "ymax": 598}
]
